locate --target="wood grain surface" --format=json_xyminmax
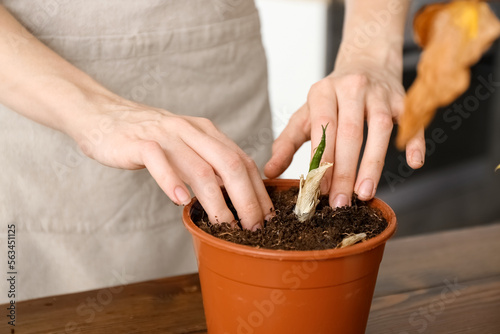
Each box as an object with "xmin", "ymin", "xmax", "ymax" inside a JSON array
[{"xmin": 1, "ymin": 223, "xmax": 499, "ymax": 334}]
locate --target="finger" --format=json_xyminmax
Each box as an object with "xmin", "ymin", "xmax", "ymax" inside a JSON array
[
  {"xmin": 264, "ymin": 104, "xmax": 310, "ymax": 179},
  {"xmin": 355, "ymin": 92, "xmax": 394, "ymax": 201},
  {"xmin": 405, "ymin": 126, "xmax": 426, "ymax": 169},
  {"xmin": 180, "ymin": 128, "xmax": 265, "ymax": 230},
  {"xmin": 162, "ymin": 140, "xmax": 236, "ymax": 226},
  {"xmin": 390, "ymin": 93, "xmax": 426, "ymax": 169},
  {"xmin": 138, "ymin": 141, "xmax": 192, "ymax": 206},
  {"xmin": 330, "ymin": 79, "xmax": 367, "ymax": 207},
  {"xmin": 241, "ymin": 154, "xmax": 276, "ymax": 221},
  {"xmin": 201, "ymin": 125, "xmax": 276, "ymax": 221},
  {"xmin": 307, "ymin": 80, "xmax": 338, "ymax": 194}
]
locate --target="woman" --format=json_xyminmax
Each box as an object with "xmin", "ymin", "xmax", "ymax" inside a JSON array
[{"xmin": 0, "ymin": 0, "xmax": 425, "ymax": 302}]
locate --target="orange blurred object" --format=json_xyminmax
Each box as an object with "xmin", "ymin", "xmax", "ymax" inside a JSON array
[{"xmin": 396, "ymin": 0, "xmax": 500, "ymax": 149}]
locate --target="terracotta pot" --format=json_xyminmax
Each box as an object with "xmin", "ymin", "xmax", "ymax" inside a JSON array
[{"xmin": 182, "ymin": 179, "xmax": 397, "ymax": 334}]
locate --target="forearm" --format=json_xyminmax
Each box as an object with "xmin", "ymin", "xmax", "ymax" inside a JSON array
[
  {"xmin": 336, "ymin": 0, "xmax": 410, "ymax": 72},
  {"xmin": 0, "ymin": 6, "xmax": 119, "ymax": 139}
]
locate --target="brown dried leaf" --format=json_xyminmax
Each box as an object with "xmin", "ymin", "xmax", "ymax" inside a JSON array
[
  {"xmin": 339, "ymin": 233, "xmax": 367, "ymax": 248},
  {"xmin": 294, "ymin": 162, "xmax": 333, "ymax": 222},
  {"xmin": 396, "ymin": 1, "xmax": 500, "ymax": 149}
]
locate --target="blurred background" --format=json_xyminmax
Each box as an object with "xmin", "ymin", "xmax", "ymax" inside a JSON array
[{"xmin": 255, "ymin": 0, "xmax": 500, "ymax": 237}]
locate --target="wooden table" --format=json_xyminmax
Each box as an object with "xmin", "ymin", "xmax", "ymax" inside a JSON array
[{"xmin": 3, "ymin": 223, "xmax": 500, "ymax": 333}]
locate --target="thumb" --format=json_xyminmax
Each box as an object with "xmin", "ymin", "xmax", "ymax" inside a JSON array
[{"xmin": 264, "ymin": 104, "xmax": 310, "ymax": 178}]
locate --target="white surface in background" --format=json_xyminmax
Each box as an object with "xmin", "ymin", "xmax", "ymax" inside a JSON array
[{"xmin": 255, "ymin": 0, "xmax": 329, "ymax": 178}]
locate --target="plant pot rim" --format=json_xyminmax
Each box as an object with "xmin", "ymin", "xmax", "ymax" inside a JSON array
[{"xmin": 182, "ymin": 178, "xmax": 397, "ymax": 261}]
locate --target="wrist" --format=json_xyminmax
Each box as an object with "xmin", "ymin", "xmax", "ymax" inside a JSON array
[
  {"xmin": 335, "ymin": 39, "xmax": 403, "ymax": 76},
  {"xmin": 57, "ymin": 83, "xmax": 123, "ymax": 146},
  {"xmin": 336, "ymin": 0, "xmax": 409, "ymax": 73},
  {"xmin": 49, "ymin": 85, "xmax": 102, "ymax": 134}
]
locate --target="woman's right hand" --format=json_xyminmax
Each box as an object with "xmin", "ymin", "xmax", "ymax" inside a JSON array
[{"xmin": 68, "ymin": 97, "xmax": 274, "ymax": 231}]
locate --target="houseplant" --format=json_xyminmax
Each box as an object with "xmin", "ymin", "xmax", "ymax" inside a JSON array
[{"xmin": 182, "ymin": 179, "xmax": 396, "ymax": 334}]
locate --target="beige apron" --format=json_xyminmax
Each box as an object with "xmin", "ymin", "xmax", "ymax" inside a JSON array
[{"xmin": 0, "ymin": 0, "xmax": 272, "ymax": 302}]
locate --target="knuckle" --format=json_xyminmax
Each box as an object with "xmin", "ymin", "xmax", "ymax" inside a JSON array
[
  {"xmin": 198, "ymin": 117, "xmax": 215, "ymax": 128},
  {"xmin": 371, "ymin": 84, "xmax": 389, "ymax": 97},
  {"xmin": 141, "ymin": 141, "xmax": 161, "ymax": 154},
  {"xmin": 337, "ymin": 122, "xmax": 363, "ymax": 140},
  {"xmin": 343, "ymin": 73, "xmax": 369, "ymax": 88},
  {"xmin": 242, "ymin": 154, "xmax": 258, "ymax": 171},
  {"xmin": 312, "ymin": 80, "xmax": 329, "ymax": 91},
  {"xmin": 201, "ymin": 183, "xmax": 220, "ymax": 198},
  {"xmin": 334, "ymin": 172, "xmax": 354, "ymax": 184},
  {"xmin": 167, "ymin": 116, "xmax": 192, "ymax": 131},
  {"xmin": 309, "ymin": 80, "xmax": 332, "ymax": 97},
  {"xmin": 224, "ymin": 153, "xmax": 245, "ymax": 174},
  {"xmin": 371, "ymin": 113, "xmax": 394, "ymax": 132},
  {"xmin": 193, "ymin": 164, "xmax": 214, "ymax": 179},
  {"xmin": 315, "ymin": 116, "xmax": 336, "ymax": 129}
]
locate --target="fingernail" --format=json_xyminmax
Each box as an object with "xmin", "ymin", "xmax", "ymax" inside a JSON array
[
  {"xmin": 357, "ymin": 179, "xmax": 374, "ymax": 200},
  {"xmin": 251, "ymin": 223, "xmax": 262, "ymax": 232},
  {"xmin": 411, "ymin": 150, "xmax": 424, "ymax": 167},
  {"xmin": 333, "ymin": 194, "xmax": 349, "ymax": 208},
  {"xmin": 265, "ymin": 212, "xmax": 275, "ymax": 222},
  {"xmin": 174, "ymin": 186, "xmax": 191, "ymax": 205}
]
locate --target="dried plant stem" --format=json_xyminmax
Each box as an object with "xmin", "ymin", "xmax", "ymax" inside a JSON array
[
  {"xmin": 294, "ymin": 162, "xmax": 333, "ymax": 222},
  {"xmin": 339, "ymin": 233, "xmax": 367, "ymax": 248}
]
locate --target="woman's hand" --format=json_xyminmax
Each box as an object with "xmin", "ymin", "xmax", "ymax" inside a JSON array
[
  {"xmin": 265, "ymin": 0, "xmax": 426, "ymax": 207},
  {"xmin": 265, "ymin": 48, "xmax": 426, "ymax": 207},
  {"xmin": 0, "ymin": 6, "xmax": 273, "ymax": 230},
  {"xmin": 69, "ymin": 97, "xmax": 274, "ymax": 231}
]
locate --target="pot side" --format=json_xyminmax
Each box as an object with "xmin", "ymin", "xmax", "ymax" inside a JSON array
[{"xmin": 182, "ymin": 179, "xmax": 397, "ymax": 334}]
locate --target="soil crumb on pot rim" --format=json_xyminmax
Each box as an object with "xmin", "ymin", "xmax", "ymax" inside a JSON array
[{"xmin": 193, "ymin": 186, "xmax": 388, "ymax": 251}]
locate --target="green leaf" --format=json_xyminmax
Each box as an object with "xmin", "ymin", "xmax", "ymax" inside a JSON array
[{"xmin": 309, "ymin": 124, "xmax": 328, "ymax": 172}]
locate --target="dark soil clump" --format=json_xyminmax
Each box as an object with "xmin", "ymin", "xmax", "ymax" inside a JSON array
[{"xmin": 193, "ymin": 186, "xmax": 388, "ymax": 251}]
